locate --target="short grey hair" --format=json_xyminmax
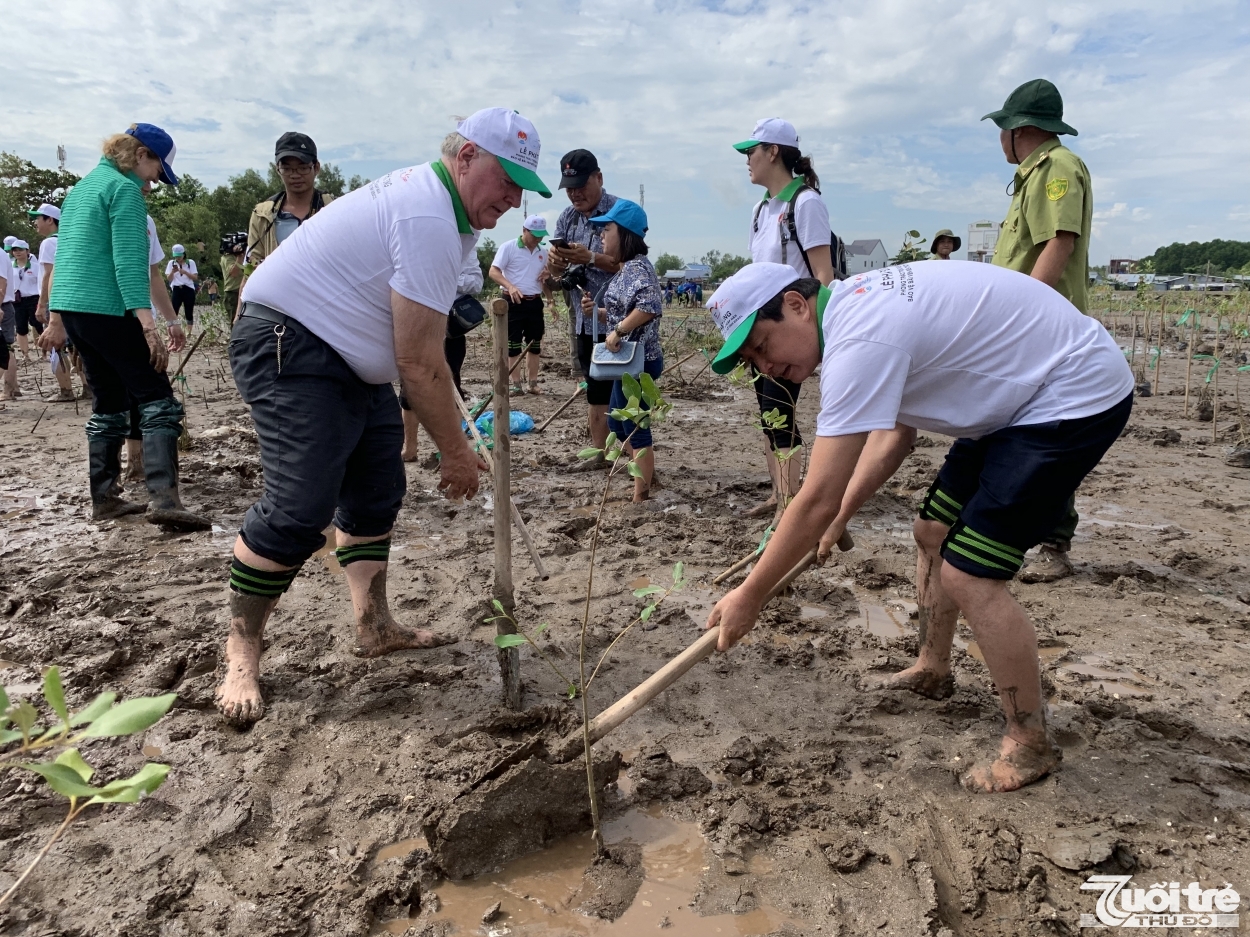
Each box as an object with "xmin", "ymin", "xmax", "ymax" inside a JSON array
[{"xmin": 441, "ymin": 132, "xmax": 470, "ymax": 161}]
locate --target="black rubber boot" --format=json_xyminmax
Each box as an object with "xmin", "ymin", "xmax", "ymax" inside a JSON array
[
  {"xmin": 143, "ymin": 433, "xmax": 211, "ymax": 531},
  {"xmin": 89, "ymin": 438, "xmax": 146, "ymax": 521}
]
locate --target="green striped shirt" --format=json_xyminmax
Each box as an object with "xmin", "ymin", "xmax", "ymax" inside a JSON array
[{"xmin": 49, "ymin": 157, "xmax": 151, "ymax": 317}]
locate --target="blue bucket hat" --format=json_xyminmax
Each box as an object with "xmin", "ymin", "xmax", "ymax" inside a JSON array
[
  {"xmin": 590, "ymin": 198, "xmax": 648, "ymax": 238},
  {"xmin": 125, "ymin": 123, "xmax": 179, "ymax": 185}
]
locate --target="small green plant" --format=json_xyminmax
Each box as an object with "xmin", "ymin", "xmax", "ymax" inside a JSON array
[
  {"xmin": 0, "ymin": 667, "xmax": 175, "ymax": 906},
  {"xmin": 892, "ymin": 230, "xmax": 929, "ymax": 264}
]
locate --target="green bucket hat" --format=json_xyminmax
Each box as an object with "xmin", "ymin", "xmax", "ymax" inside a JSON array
[
  {"xmin": 981, "ymin": 79, "xmax": 1078, "ymax": 136},
  {"xmin": 931, "ymin": 229, "xmax": 961, "ymax": 252}
]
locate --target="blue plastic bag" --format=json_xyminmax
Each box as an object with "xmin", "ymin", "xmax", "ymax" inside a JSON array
[{"xmin": 470, "ymin": 410, "xmax": 535, "ymax": 439}]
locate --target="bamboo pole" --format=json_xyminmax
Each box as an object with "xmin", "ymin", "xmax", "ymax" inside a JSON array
[
  {"xmin": 1153, "ymin": 297, "xmax": 1165, "ymax": 397},
  {"xmin": 1184, "ymin": 308, "xmax": 1197, "ymax": 417},
  {"xmin": 535, "ymin": 384, "xmax": 584, "ymax": 432},
  {"xmin": 1212, "ymin": 314, "xmax": 1222, "ymax": 444},
  {"xmin": 490, "ymin": 298, "xmax": 521, "ymax": 710}
]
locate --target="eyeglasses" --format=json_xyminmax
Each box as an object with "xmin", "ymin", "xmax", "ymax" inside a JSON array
[{"xmin": 278, "ymin": 162, "xmax": 315, "ymax": 176}]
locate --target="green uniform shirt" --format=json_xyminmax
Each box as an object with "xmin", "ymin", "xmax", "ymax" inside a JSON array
[
  {"xmin": 220, "ymin": 253, "xmax": 245, "ymax": 292},
  {"xmin": 992, "ymin": 138, "xmax": 1092, "ymax": 313}
]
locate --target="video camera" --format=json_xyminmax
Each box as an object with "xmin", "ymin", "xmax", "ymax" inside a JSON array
[
  {"xmin": 556, "ymin": 263, "xmax": 588, "ymax": 291},
  {"xmin": 220, "ymin": 231, "xmax": 248, "ymax": 254}
]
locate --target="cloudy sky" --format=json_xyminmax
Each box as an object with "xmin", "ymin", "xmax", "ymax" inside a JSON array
[{"xmin": 7, "ymin": 0, "xmax": 1248, "ymax": 264}]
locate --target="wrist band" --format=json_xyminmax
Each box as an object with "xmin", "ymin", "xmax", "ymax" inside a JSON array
[{"xmin": 335, "ymin": 538, "xmax": 391, "ymax": 566}]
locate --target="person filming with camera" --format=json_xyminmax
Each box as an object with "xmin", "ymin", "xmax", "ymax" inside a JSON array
[{"xmin": 547, "ymin": 149, "xmax": 620, "ymax": 468}]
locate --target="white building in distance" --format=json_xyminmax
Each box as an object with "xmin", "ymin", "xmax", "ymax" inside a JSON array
[
  {"xmin": 845, "ymin": 239, "xmax": 889, "ymax": 273},
  {"xmin": 967, "ymin": 221, "xmax": 1001, "ymax": 263}
]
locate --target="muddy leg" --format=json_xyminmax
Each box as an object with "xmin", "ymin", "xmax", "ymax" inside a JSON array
[
  {"xmin": 400, "ymin": 407, "xmax": 420, "ymax": 463},
  {"xmin": 941, "ymin": 564, "xmax": 1058, "ymax": 793},
  {"xmin": 745, "ymin": 439, "xmax": 780, "ymax": 518},
  {"xmin": 340, "ymin": 530, "xmax": 453, "ymax": 656},
  {"xmin": 872, "ymin": 518, "xmax": 958, "ymax": 698},
  {"xmin": 214, "ymin": 537, "xmax": 285, "ymax": 725}
]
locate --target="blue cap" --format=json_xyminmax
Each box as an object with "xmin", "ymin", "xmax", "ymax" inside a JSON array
[
  {"xmin": 589, "ymin": 198, "xmax": 648, "ymax": 238},
  {"xmin": 125, "ymin": 123, "xmax": 179, "ymax": 185}
]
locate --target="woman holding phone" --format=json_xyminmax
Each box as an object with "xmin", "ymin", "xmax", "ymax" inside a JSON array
[
  {"xmin": 579, "ymin": 199, "xmax": 663, "ymax": 502},
  {"xmin": 733, "ymin": 118, "xmax": 835, "ymax": 523}
]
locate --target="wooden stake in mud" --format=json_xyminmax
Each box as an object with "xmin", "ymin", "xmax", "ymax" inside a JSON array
[
  {"xmin": 490, "ymin": 298, "xmax": 522, "ymax": 710},
  {"xmin": 535, "ymin": 383, "xmax": 584, "ymax": 433},
  {"xmin": 1153, "ymin": 297, "xmax": 1166, "ymax": 397},
  {"xmin": 1184, "ymin": 309, "xmax": 1197, "ymax": 417},
  {"xmin": 1212, "ymin": 314, "xmax": 1222, "ymax": 443}
]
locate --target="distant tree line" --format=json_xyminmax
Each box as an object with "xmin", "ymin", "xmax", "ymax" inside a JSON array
[
  {"xmin": 0, "ymin": 150, "xmax": 368, "ymax": 285},
  {"xmin": 1140, "ymin": 239, "xmax": 1250, "ymax": 276}
]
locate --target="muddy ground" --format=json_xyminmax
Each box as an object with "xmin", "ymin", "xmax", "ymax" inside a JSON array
[{"xmin": 1, "ymin": 311, "xmax": 1249, "ymax": 936}]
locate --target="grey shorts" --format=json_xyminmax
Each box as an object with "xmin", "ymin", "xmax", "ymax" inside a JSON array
[
  {"xmin": 1, "ymin": 302, "xmax": 15, "ymax": 345},
  {"xmin": 229, "ymin": 304, "xmax": 406, "ymax": 567}
]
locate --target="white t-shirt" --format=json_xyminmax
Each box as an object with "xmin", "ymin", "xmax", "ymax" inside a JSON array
[
  {"xmin": 2, "ymin": 258, "xmax": 14, "ymax": 302},
  {"xmin": 38, "ymin": 236, "xmax": 56, "ymax": 293},
  {"xmin": 166, "ymin": 257, "xmax": 197, "ymax": 289},
  {"xmin": 749, "ymin": 186, "xmax": 831, "ymax": 277},
  {"xmin": 11, "ymin": 257, "xmax": 40, "ymax": 298},
  {"xmin": 242, "ymin": 162, "xmax": 479, "ymax": 385},
  {"xmin": 816, "ymin": 262, "xmax": 1133, "ymax": 440},
  {"xmin": 491, "ymin": 238, "xmax": 548, "ymax": 297},
  {"xmin": 457, "ymin": 250, "xmax": 483, "ymax": 296},
  {"xmin": 147, "ymin": 217, "xmax": 165, "ymax": 266}
]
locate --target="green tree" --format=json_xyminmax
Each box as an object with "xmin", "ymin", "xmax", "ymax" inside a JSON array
[
  {"xmin": 1140, "ymin": 239, "xmax": 1250, "ymax": 276},
  {"xmin": 477, "ymin": 237, "xmax": 497, "ymax": 294},
  {"xmin": 0, "ymin": 152, "xmax": 80, "ymax": 249},
  {"xmin": 206, "ymin": 169, "xmax": 271, "ymax": 238},
  {"xmin": 348, "ymin": 174, "xmax": 370, "ymax": 191},
  {"xmin": 318, "ymin": 163, "xmax": 346, "ymax": 197},
  {"xmin": 700, "ymin": 249, "xmax": 749, "ymax": 281},
  {"xmin": 654, "ymin": 252, "xmax": 684, "ymax": 277}
]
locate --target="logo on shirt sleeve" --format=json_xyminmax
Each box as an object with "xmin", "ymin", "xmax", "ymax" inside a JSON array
[{"xmin": 1046, "ymin": 178, "xmax": 1069, "ymax": 201}]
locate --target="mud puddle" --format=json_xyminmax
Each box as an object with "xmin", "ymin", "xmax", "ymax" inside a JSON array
[
  {"xmin": 1055, "ymin": 653, "xmax": 1157, "ymax": 697},
  {"xmin": 376, "ymin": 806, "xmax": 800, "ymax": 936},
  {"xmin": 860, "ymin": 603, "xmax": 910, "ymax": 640},
  {"xmin": 954, "ymin": 637, "xmax": 1069, "ymax": 665}
]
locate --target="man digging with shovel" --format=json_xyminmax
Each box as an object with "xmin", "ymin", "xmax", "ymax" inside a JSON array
[
  {"xmin": 215, "ymin": 107, "xmax": 552, "ymax": 725},
  {"xmin": 703, "ymin": 261, "xmax": 1133, "ymax": 792}
]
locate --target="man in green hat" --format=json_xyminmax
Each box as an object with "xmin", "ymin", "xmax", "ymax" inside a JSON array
[
  {"xmin": 984, "ymin": 78, "xmax": 1092, "ymax": 583},
  {"xmin": 930, "ymin": 229, "xmax": 960, "ymax": 260}
]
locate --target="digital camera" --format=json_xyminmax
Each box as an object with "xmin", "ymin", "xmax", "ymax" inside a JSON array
[
  {"xmin": 556, "ymin": 263, "xmax": 589, "ymax": 291},
  {"xmin": 220, "ymin": 231, "xmax": 248, "ymax": 254}
]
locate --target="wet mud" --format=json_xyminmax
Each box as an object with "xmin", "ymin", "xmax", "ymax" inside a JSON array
[{"xmin": 0, "ymin": 334, "xmax": 1248, "ymax": 936}]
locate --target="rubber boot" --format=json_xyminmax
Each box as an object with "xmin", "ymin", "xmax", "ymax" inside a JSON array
[
  {"xmin": 89, "ymin": 438, "xmax": 146, "ymax": 521},
  {"xmin": 142, "ymin": 433, "xmax": 211, "ymax": 531}
]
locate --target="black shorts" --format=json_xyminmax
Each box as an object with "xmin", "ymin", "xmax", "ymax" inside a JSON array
[
  {"xmin": 754, "ymin": 373, "xmax": 802, "ymax": 450},
  {"xmin": 230, "ymin": 305, "xmax": 405, "ymax": 567},
  {"xmin": 14, "ymin": 296, "xmax": 42, "ymax": 336},
  {"xmin": 506, "ymin": 297, "xmax": 545, "ymax": 356},
  {"xmin": 918, "ymin": 393, "xmax": 1133, "ymax": 579},
  {"xmin": 575, "ymin": 333, "xmax": 613, "ymax": 406}
]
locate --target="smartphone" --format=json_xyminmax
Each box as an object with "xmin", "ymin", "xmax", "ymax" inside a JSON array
[{"xmin": 549, "ymin": 237, "xmax": 570, "ymax": 249}]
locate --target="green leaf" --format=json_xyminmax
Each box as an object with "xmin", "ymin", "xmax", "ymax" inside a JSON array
[
  {"xmin": 907, "ymin": 229, "xmax": 921, "ymax": 238},
  {"xmin": 640, "ymin": 604, "xmax": 655, "ymax": 622},
  {"xmin": 566, "ymin": 683, "xmax": 578, "ymax": 699},
  {"xmin": 11, "ymin": 701, "xmax": 38, "ymax": 739},
  {"xmin": 0, "ymin": 729, "xmax": 23, "ymax": 745},
  {"xmin": 54, "ymin": 748, "xmax": 94, "ymax": 783},
  {"xmin": 606, "ymin": 446, "xmax": 622, "ymax": 462},
  {"xmin": 491, "ymin": 599, "xmax": 506, "ymax": 613},
  {"xmin": 88, "ymin": 763, "xmax": 170, "ymax": 805},
  {"xmin": 639, "ymin": 373, "xmax": 661, "ymax": 407},
  {"xmin": 604, "ymin": 431, "xmax": 618, "ymax": 450},
  {"xmin": 535, "ymin": 623, "xmax": 550, "ymax": 636},
  {"xmin": 42, "ymin": 667, "xmax": 69, "ymax": 726},
  {"xmin": 634, "ymin": 585, "xmax": 665, "ymax": 597},
  {"xmin": 19, "ymin": 761, "xmax": 102, "ymax": 798},
  {"xmin": 620, "ymin": 372, "xmax": 642, "ymax": 402},
  {"xmin": 69, "ymin": 692, "xmax": 117, "ymax": 727},
  {"xmin": 493, "ymin": 634, "xmax": 527, "ymax": 649},
  {"xmin": 627, "ymin": 461, "xmax": 643, "ymax": 479},
  {"xmin": 632, "ymin": 447, "xmax": 649, "ymax": 462},
  {"xmin": 80, "ymin": 694, "xmax": 176, "ymax": 739},
  {"xmin": 0, "ymin": 684, "xmax": 9, "ymax": 717},
  {"xmin": 673, "ymin": 562, "xmax": 685, "ymax": 585},
  {"xmin": 577, "ymin": 447, "xmax": 603, "ymax": 460}
]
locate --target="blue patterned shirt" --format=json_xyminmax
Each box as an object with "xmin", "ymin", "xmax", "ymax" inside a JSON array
[
  {"xmin": 553, "ymin": 190, "xmax": 618, "ymax": 334},
  {"xmin": 601, "ymin": 256, "xmax": 663, "ymax": 361}
]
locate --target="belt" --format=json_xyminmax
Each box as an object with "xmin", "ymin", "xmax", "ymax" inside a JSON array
[
  {"xmin": 511, "ymin": 294, "xmax": 542, "ymax": 302},
  {"xmin": 240, "ymin": 302, "xmax": 294, "ymax": 326}
]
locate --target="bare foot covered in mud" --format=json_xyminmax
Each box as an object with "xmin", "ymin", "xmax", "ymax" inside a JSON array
[
  {"xmin": 868, "ymin": 663, "xmax": 955, "ymax": 700},
  {"xmin": 352, "ymin": 568, "xmax": 456, "ymax": 657},
  {"xmin": 960, "ymin": 735, "xmax": 1061, "ymax": 793},
  {"xmin": 215, "ymin": 634, "xmax": 265, "ymax": 726}
]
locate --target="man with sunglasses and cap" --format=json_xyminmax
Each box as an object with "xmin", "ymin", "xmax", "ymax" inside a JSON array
[
  {"xmin": 547, "ymin": 149, "xmax": 620, "ymax": 467},
  {"xmin": 490, "ymin": 214, "xmax": 555, "ymax": 394},
  {"xmin": 217, "ymin": 107, "xmax": 551, "ymax": 726},
  {"xmin": 703, "ymin": 260, "xmax": 1132, "ymax": 792},
  {"xmin": 984, "ymin": 78, "xmax": 1093, "ymax": 584},
  {"xmin": 235, "ymin": 132, "xmax": 334, "ymax": 319}
]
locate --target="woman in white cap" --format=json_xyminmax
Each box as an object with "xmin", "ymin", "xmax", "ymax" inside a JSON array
[
  {"xmin": 165, "ymin": 244, "xmax": 198, "ymax": 326},
  {"xmin": 733, "ymin": 118, "xmax": 835, "ymax": 523},
  {"xmin": 9, "ymin": 240, "xmax": 44, "ymax": 359}
]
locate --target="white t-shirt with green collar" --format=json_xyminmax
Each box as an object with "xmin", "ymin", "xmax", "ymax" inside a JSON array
[{"xmin": 749, "ymin": 179, "xmax": 831, "ymax": 277}]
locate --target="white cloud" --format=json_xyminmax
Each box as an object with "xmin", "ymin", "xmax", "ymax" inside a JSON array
[{"xmin": 3, "ymin": 0, "xmax": 1246, "ymax": 263}]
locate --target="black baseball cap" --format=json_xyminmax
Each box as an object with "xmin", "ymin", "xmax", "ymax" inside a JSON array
[
  {"xmin": 275, "ymin": 131, "xmax": 318, "ymax": 164},
  {"xmin": 558, "ymin": 149, "xmax": 600, "ymax": 189}
]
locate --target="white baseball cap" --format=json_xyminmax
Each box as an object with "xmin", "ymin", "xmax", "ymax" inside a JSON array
[
  {"xmin": 172, "ymin": 244, "xmax": 185, "ymax": 256},
  {"xmin": 28, "ymin": 203, "xmax": 61, "ymax": 222},
  {"xmin": 10, "ymin": 239, "xmax": 29, "ymax": 250},
  {"xmin": 732, "ymin": 118, "xmax": 801, "ymax": 152},
  {"xmin": 522, "ymin": 214, "xmax": 549, "ymax": 236},
  {"xmin": 707, "ymin": 262, "xmax": 807, "ymax": 374},
  {"xmin": 456, "ymin": 107, "xmax": 552, "ymax": 198},
  {"xmin": 3, "ymin": 236, "xmax": 15, "ymax": 250}
]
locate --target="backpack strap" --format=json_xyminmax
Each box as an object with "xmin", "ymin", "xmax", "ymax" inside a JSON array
[{"xmin": 782, "ymin": 184, "xmax": 815, "ymax": 278}]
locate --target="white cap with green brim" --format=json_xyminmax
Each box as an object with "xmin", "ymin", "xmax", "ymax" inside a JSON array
[
  {"xmin": 522, "ymin": 213, "xmax": 549, "ymax": 237},
  {"xmin": 732, "ymin": 117, "xmax": 800, "ymax": 153},
  {"xmin": 457, "ymin": 108, "xmax": 552, "ymax": 198},
  {"xmin": 707, "ymin": 262, "xmax": 805, "ymax": 375}
]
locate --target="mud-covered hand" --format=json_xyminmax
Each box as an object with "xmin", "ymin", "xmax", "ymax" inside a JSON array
[
  {"xmin": 37, "ymin": 315, "xmax": 67, "ymax": 353},
  {"xmin": 816, "ymin": 517, "xmax": 848, "ymax": 565},
  {"xmin": 438, "ymin": 442, "xmax": 488, "ymax": 501},
  {"xmin": 705, "ymin": 586, "xmax": 762, "ymax": 652},
  {"xmin": 143, "ymin": 326, "xmax": 170, "ymax": 372},
  {"xmin": 166, "ymin": 321, "xmax": 187, "ymax": 354}
]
